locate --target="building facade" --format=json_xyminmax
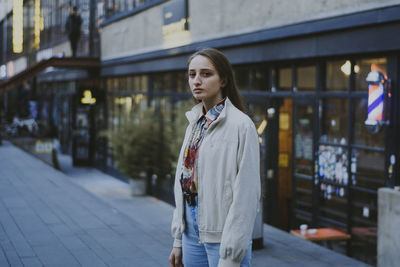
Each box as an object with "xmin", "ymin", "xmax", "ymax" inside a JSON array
[{"xmin": 98, "ymin": 0, "xmax": 400, "ymax": 264}]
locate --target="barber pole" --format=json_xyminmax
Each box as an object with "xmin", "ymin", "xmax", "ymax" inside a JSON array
[
  {"xmin": 367, "ymin": 83, "xmax": 384, "ymax": 121},
  {"xmin": 364, "ymin": 70, "xmax": 390, "ymax": 133}
]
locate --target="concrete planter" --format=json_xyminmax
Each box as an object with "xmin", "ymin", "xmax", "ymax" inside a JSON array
[{"xmin": 129, "ymin": 179, "xmax": 147, "ymax": 196}]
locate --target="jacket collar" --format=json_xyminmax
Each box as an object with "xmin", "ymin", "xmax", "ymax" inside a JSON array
[{"xmin": 185, "ymin": 97, "xmax": 232, "ymax": 124}]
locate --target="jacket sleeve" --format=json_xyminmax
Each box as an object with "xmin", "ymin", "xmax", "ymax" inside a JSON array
[
  {"xmin": 218, "ymin": 121, "xmax": 261, "ymax": 267},
  {"xmin": 171, "ymin": 124, "xmax": 192, "ymax": 248},
  {"xmin": 171, "ymin": 167, "xmax": 183, "ymax": 247}
]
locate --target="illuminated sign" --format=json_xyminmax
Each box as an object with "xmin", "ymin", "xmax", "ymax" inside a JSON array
[
  {"xmin": 162, "ymin": 0, "xmax": 190, "ymax": 48},
  {"xmin": 33, "ymin": 0, "xmax": 41, "ymax": 50},
  {"xmin": 0, "ymin": 65, "xmax": 6, "ymax": 79},
  {"xmin": 81, "ymin": 90, "xmax": 96, "ymax": 104},
  {"xmin": 35, "ymin": 140, "xmax": 54, "ymax": 153},
  {"xmin": 12, "ymin": 0, "xmax": 23, "ymax": 53}
]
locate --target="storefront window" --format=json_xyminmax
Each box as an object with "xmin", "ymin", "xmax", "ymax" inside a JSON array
[
  {"xmin": 319, "ymin": 194, "xmax": 347, "ymax": 226},
  {"xmin": 141, "ymin": 75, "xmax": 149, "ymax": 91},
  {"xmin": 355, "ymin": 58, "xmax": 387, "ymax": 91},
  {"xmin": 170, "ymin": 98, "xmax": 194, "ymax": 160},
  {"xmin": 353, "ymin": 99, "xmax": 385, "ymax": 148},
  {"xmin": 105, "ymin": 0, "xmax": 152, "ymax": 19},
  {"xmin": 294, "ymin": 178, "xmax": 313, "ymax": 225},
  {"xmin": 318, "ymin": 143, "xmax": 349, "ymax": 206},
  {"xmin": 294, "ymin": 104, "xmax": 313, "ymax": 176},
  {"xmin": 132, "ymin": 76, "xmax": 140, "ymax": 92},
  {"xmin": 152, "ymin": 73, "xmax": 172, "ymax": 92},
  {"xmin": 326, "ymin": 60, "xmax": 349, "ymax": 91},
  {"xmin": 297, "ymin": 65, "xmax": 316, "ymax": 92},
  {"xmin": 250, "ymin": 65, "xmax": 268, "ymax": 91},
  {"xmin": 107, "ymin": 78, "xmax": 113, "ymax": 93},
  {"xmin": 119, "ymin": 77, "xmax": 128, "ymax": 92},
  {"xmin": 319, "ymin": 99, "xmax": 348, "ymax": 144},
  {"xmin": 352, "ymin": 149, "xmax": 385, "ymax": 191},
  {"xmin": 234, "ymin": 66, "xmax": 250, "ymax": 91},
  {"xmin": 248, "ymin": 103, "xmax": 267, "ymax": 143},
  {"xmin": 118, "ymin": 96, "xmax": 132, "ymax": 124},
  {"xmin": 130, "ymin": 93, "xmax": 147, "ymax": 118},
  {"xmin": 126, "ymin": 76, "xmax": 134, "ymax": 91},
  {"xmin": 278, "ymin": 67, "xmax": 291, "ymax": 91},
  {"xmin": 174, "ymin": 72, "xmax": 185, "ymax": 92},
  {"xmin": 113, "ymin": 78, "xmax": 119, "ymax": 92}
]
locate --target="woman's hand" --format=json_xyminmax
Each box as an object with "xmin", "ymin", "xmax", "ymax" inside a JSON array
[{"xmin": 169, "ymin": 247, "xmax": 184, "ymax": 267}]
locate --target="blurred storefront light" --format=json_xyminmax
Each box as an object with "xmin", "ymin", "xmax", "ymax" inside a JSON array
[
  {"xmin": 34, "ymin": 0, "xmax": 41, "ymax": 50},
  {"xmin": 341, "ymin": 60, "xmax": 360, "ymax": 76},
  {"xmin": 12, "ymin": 0, "xmax": 23, "ymax": 53}
]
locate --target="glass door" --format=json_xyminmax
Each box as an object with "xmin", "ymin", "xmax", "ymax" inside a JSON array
[{"xmin": 292, "ymin": 98, "xmax": 316, "ymax": 229}]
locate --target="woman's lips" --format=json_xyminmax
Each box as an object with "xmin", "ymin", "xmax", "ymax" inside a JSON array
[{"xmin": 193, "ymin": 88, "xmax": 203, "ymax": 93}]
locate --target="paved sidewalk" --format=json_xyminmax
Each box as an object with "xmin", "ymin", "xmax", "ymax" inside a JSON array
[{"xmin": 0, "ymin": 141, "xmax": 370, "ymax": 267}]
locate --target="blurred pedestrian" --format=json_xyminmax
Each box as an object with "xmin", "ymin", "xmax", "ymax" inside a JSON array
[
  {"xmin": 65, "ymin": 6, "xmax": 82, "ymax": 57},
  {"xmin": 169, "ymin": 48, "xmax": 261, "ymax": 267}
]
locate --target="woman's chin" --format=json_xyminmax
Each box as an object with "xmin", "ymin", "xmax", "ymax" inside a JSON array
[{"xmin": 193, "ymin": 95, "xmax": 204, "ymax": 101}]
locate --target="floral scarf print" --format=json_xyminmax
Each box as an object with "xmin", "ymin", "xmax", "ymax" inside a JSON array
[{"xmin": 180, "ymin": 99, "xmax": 226, "ymax": 194}]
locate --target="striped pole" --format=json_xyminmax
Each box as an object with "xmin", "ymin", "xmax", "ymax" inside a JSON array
[{"xmin": 367, "ymin": 83, "xmax": 384, "ymax": 122}]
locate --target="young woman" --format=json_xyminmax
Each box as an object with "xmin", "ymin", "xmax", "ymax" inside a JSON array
[{"xmin": 169, "ymin": 48, "xmax": 260, "ymax": 267}]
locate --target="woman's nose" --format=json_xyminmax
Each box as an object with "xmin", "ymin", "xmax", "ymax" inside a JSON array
[{"xmin": 193, "ymin": 74, "xmax": 201, "ymax": 84}]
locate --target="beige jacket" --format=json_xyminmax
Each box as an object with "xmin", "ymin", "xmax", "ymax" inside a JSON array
[{"xmin": 171, "ymin": 98, "xmax": 261, "ymax": 267}]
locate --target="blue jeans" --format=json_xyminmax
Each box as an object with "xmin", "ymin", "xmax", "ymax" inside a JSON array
[{"xmin": 182, "ymin": 199, "xmax": 252, "ymax": 267}]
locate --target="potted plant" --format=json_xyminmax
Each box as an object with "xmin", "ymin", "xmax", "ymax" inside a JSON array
[{"xmin": 106, "ymin": 108, "xmax": 172, "ymax": 196}]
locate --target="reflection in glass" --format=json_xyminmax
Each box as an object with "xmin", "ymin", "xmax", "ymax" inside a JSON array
[
  {"xmin": 294, "ymin": 177, "xmax": 313, "ymax": 224},
  {"xmin": 279, "ymin": 68, "xmax": 291, "ymax": 91},
  {"xmin": 248, "ymin": 103, "xmax": 267, "ymax": 143},
  {"xmin": 175, "ymin": 72, "xmax": 188, "ymax": 92},
  {"xmin": 250, "ymin": 66, "xmax": 268, "ymax": 91},
  {"xmin": 326, "ymin": 60, "xmax": 349, "ymax": 91},
  {"xmin": 351, "ymin": 189, "xmax": 377, "ymax": 228},
  {"xmin": 297, "ymin": 66, "xmax": 316, "ymax": 91},
  {"xmin": 352, "ymin": 149, "xmax": 385, "ymax": 191},
  {"xmin": 234, "ymin": 66, "xmax": 249, "ymax": 91},
  {"xmin": 355, "ymin": 58, "xmax": 387, "ymax": 91},
  {"xmin": 294, "ymin": 105, "xmax": 313, "ymax": 176},
  {"xmin": 319, "ymin": 99, "xmax": 348, "ymax": 144},
  {"xmin": 319, "ymin": 194, "xmax": 347, "ymax": 225}
]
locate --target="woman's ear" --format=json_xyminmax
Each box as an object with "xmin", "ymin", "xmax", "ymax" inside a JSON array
[{"xmin": 220, "ymin": 78, "xmax": 227, "ymax": 88}]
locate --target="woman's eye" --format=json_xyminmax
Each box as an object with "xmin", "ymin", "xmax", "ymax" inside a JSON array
[
  {"xmin": 202, "ymin": 72, "xmax": 211, "ymax": 77},
  {"xmin": 189, "ymin": 73, "xmax": 196, "ymax": 78}
]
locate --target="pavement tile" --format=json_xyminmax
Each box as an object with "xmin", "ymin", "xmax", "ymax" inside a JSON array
[
  {"xmin": 20, "ymin": 257, "xmax": 44, "ymax": 267},
  {"xmin": 48, "ymin": 224, "xmax": 75, "ymax": 237},
  {"xmin": 58, "ymin": 235, "xmax": 89, "ymax": 252},
  {"xmin": 25, "ymin": 230, "xmax": 60, "ymax": 247},
  {"xmin": 2, "ymin": 249, "xmax": 23, "ymax": 267},
  {"xmin": 69, "ymin": 247, "xmax": 108, "ymax": 267},
  {"xmin": 77, "ymin": 233, "xmax": 114, "ymax": 265},
  {"xmin": 0, "ymin": 248, "xmax": 10, "ymax": 267},
  {"xmin": 0, "ymin": 211, "xmax": 37, "ymax": 258},
  {"xmin": 33, "ymin": 244, "xmax": 81, "ymax": 267},
  {"xmin": 252, "ymin": 256, "xmax": 294, "ymax": 267}
]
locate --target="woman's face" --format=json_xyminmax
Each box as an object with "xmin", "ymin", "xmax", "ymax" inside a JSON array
[{"xmin": 188, "ymin": 55, "xmax": 225, "ymax": 106}]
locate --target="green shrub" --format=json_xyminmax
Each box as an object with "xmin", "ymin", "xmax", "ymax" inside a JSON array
[{"xmin": 106, "ymin": 108, "xmax": 172, "ymax": 180}]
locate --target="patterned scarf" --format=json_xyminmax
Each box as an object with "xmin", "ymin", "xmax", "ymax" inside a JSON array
[{"xmin": 180, "ymin": 99, "xmax": 225, "ymax": 194}]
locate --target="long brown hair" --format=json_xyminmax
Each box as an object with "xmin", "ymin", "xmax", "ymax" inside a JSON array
[{"xmin": 187, "ymin": 48, "xmax": 246, "ymax": 112}]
